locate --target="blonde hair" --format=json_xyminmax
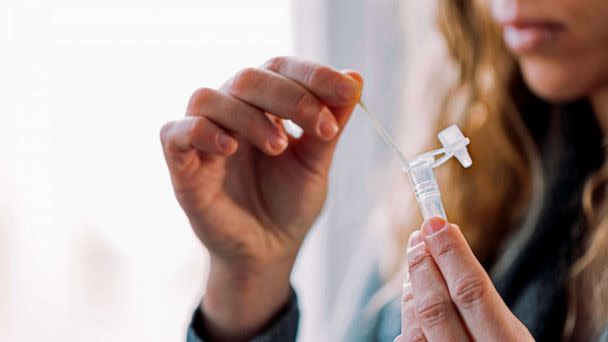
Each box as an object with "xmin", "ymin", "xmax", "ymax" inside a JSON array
[{"xmin": 375, "ymin": 0, "xmax": 608, "ymax": 340}]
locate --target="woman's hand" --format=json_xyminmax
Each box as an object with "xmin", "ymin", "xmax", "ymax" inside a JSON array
[
  {"xmin": 394, "ymin": 218, "xmax": 534, "ymax": 342},
  {"xmin": 160, "ymin": 56, "xmax": 362, "ymax": 341}
]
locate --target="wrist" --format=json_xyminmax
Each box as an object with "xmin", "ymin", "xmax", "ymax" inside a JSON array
[{"xmin": 201, "ymin": 256, "xmax": 294, "ymax": 341}]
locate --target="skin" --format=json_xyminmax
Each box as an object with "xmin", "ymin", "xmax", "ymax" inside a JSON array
[
  {"xmin": 161, "ymin": 57, "xmax": 363, "ymax": 340},
  {"xmin": 395, "ymin": 218, "xmax": 533, "ymax": 342},
  {"xmin": 160, "ymin": 0, "xmax": 608, "ymax": 340},
  {"xmin": 489, "ymin": 0, "xmax": 608, "ymax": 103}
]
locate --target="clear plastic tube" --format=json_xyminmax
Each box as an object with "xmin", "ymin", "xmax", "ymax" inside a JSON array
[
  {"xmin": 358, "ymin": 101, "xmax": 471, "ymax": 221},
  {"xmin": 406, "ymin": 157, "xmax": 447, "ymax": 220}
]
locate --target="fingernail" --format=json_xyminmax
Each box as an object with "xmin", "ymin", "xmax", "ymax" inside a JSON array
[
  {"xmin": 422, "ymin": 217, "xmax": 447, "ymax": 236},
  {"xmin": 337, "ymin": 77, "xmax": 359, "ymax": 101},
  {"xmin": 218, "ymin": 133, "xmax": 236, "ymax": 151},
  {"xmin": 407, "ymin": 230, "xmax": 424, "ymax": 249},
  {"xmin": 318, "ymin": 108, "xmax": 339, "ymax": 140},
  {"xmin": 269, "ymin": 118, "xmax": 284, "ymax": 136},
  {"xmin": 269, "ymin": 134, "xmax": 287, "ymax": 152}
]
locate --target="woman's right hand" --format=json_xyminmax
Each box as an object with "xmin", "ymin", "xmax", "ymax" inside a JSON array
[{"xmin": 160, "ymin": 57, "xmax": 363, "ymax": 341}]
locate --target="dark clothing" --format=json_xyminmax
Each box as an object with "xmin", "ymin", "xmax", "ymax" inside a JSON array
[
  {"xmin": 189, "ymin": 289, "xmax": 300, "ymax": 342},
  {"xmin": 492, "ymin": 101, "xmax": 604, "ymax": 341}
]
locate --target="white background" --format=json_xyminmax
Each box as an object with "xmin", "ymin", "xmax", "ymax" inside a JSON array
[{"xmin": 0, "ymin": 1, "xmax": 292, "ymax": 341}]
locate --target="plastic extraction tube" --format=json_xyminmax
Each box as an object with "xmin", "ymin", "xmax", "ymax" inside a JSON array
[
  {"xmin": 359, "ymin": 100, "xmax": 471, "ymax": 221},
  {"xmin": 406, "ymin": 157, "xmax": 447, "ymax": 220}
]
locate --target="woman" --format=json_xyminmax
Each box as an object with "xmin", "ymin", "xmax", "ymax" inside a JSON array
[{"xmin": 160, "ymin": 0, "xmax": 608, "ymax": 340}]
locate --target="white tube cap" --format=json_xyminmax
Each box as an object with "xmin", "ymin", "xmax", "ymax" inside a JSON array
[{"xmin": 437, "ymin": 124, "xmax": 472, "ymax": 168}]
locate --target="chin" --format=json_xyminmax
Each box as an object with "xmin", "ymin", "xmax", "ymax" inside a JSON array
[{"xmin": 519, "ymin": 59, "xmax": 591, "ymax": 104}]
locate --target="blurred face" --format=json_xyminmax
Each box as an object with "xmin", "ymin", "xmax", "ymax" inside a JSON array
[{"xmin": 490, "ymin": 0, "xmax": 608, "ymax": 102}]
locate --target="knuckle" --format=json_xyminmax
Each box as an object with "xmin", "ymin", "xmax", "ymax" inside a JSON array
[
  {"xmin": 293, "ymin": 92, "xmax": 317, "ymax": 117},
  {"xmin": 404, "ymin": 328, "xmax": 427, "ymax": 342},
  {"xmin": 189, "ymin": 87, "xmax": 216, "ymax": 109},
  {"xmin": 402, "ymin": 286, "xmax": 413, "ymax": 304},
  {"xmin": 230, "ymin": 67, "xmax": 260, "ymax": 94},
  {"xmin": 432, "ymin": 235, "xmax": 460, "ymax": 261},
  {"xmin": 416, "ymin": 295, "xmax": 450, "ymax": 328},
  {"xmin": 452, "ymin": 275, "xmax": 488, "ymax": 308},
  {"xmin": 407, "ymin": 248, "xmax": 433, "ymax": 274},
  {"xmin": 186, "ymin": 117, "xmax": 204, "ymax": 141},
  {"xmin": 159, "ymin": 121, "xmax": 174, "ymax": 145},
  {"xmin": 160, "ymin": 120, "xmax": 186, "ymax": 153},
  {"xmin": 304, "ymin": 65, "xmax": 331, "ymax": 86},
  {"xmin": 263, "ymin": 56, "xmax": 287, "ymax": 72}
]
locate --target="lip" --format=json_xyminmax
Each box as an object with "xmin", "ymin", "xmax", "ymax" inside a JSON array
[{"xmin": 500, "ymin": 19, "xmax": 565, "ymax": 54}]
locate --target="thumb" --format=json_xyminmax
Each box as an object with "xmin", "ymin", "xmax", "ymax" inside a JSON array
[{"xmin": 289, "ymin": 70, "xmax": 363, "ymax": 176}]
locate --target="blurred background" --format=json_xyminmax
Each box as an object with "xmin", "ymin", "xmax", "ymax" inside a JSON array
[{"xmin": 0, "ymin": 0, "xmax": 433, "ymax": 340}]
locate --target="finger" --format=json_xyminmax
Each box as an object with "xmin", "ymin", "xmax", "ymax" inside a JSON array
[
  {"xmin": 160, "ymin": 116, "xmax": 238, "ymax": 161},
  {"xmin": 407, "ymin": 230, "xmax": 470, "ymax": 341},
  {"xmin": 287, "ymin": 70, "xmax": 362, "ymax": 177},
  {"xmin": 421, "ymin": 218, "xmax": 528, "ymax": 341},
  {"xmin": 187, "ymin": 87, "xmax": 288, "ymax": 155},
  {"xmin": 401, "ymin": 281, "xmax": 427, "ymax": 342},
  {"xmin": 221, "ymin": 67, "xmax": 340, "ymax": 142},
  {"xmin": 262, "ymin": 56, "xmax": 361, "ymax": 108}
]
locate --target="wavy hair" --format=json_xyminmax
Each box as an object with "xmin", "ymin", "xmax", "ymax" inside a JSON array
[{"xmin": 374, "ymin": 0, "xmax": 608, "ymax": 340}]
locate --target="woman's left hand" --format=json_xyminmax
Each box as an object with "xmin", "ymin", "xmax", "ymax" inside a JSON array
[{"xmin": 394, "ymin": 217, "xmax": 534, "ymax": 342}]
